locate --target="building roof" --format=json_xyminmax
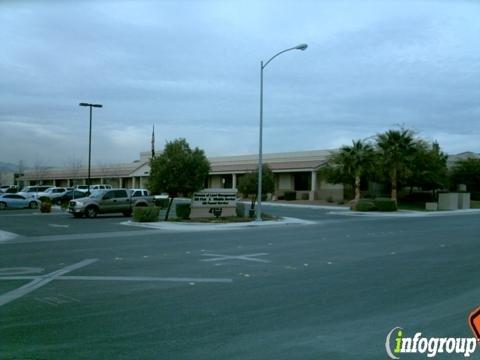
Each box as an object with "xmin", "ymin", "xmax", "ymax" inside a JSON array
[
  {"xmin": 18, "ymin": 149, "xmax": 479, "ymax": 180},
  {"xmin": 20, "ymin": 162, "xmax": 145, "ymax": 181},
  {"xmin": 19, "ymin": 149, "xmax": 334, "ymax": 180}
]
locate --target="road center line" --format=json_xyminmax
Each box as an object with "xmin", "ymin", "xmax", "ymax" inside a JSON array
[{"xmin": 0, "ymin": 259, "xmax": 98, "ymax": 307}]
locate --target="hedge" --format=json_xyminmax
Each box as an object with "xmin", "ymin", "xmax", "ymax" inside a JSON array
[
  {"xmin": 284, "ymin": 191, "xmax": 296, "ymax": 201},
  {"xmin": 236, "ymin": 202, "xmax": 246, "ymax": 218},
  {"xmin": 176, "ymin": 203, "xmax": 191, "ymax": 219},
  {"xmin": 354, "ymin": 199, "xmax": 376, "ymax": 212},
  {"xmin": 374, "ymin": 198, "xmax": 397, "ymax": 211},
  {"xmin": 133, "ymin": 207, "xmax": 160, "ymax": 222}
]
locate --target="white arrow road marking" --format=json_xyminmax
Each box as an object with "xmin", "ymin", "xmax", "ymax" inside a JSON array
[
  {"xmin": 201, "ymin": 253, "xmax": 270, "ymax": 263},
  {"xmin": 0, "ymin": 259, "xmax": 97, "ymax": 306},
  {"xmin": 0, "ymin": 230, "xmax": 18, "ymax": 243},
  {"xmin": 0, "ymin": 259, "xmax": 233, "ymax": 307}
]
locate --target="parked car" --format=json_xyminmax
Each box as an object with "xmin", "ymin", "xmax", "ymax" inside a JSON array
[
  {"xmin": 0, "ymin": 185, "xmax": 12, "ymax": 193},
  {"xmin": 17, "ymin": 186, "xmax": 51, "ymax": 198},
  {"xmin": 68, "ymin": 188, "xmax": 153, "ymax": 218},
  {"xmin": 52, "ymin": 190, "xmax": 88, "ymax": 205},
  {"xmin": 0, "ymin": 194, "xmax": 41, "ymax": 209},
  {"xmin": 91, "ymin": 184, "xmax": 112, "ymax": 190},
  {"xmin": 74, "ymin": 184, "xmax": 112, "ymax": 193},
  {"xmin": 36, "ymin": 187, "xmax": 68, "ymax": 200},
  {"xmin": 74, "ymin": 185, "xmax": 90, "ymax": 193},
  {"xmin": 129, "ymin": 188, "xmax": 151, "ymax": 198}
]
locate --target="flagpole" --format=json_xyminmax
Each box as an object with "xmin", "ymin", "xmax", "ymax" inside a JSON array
[{"xmin": 151, "ymin": 124, "xmax": 155, "ymax": 159}]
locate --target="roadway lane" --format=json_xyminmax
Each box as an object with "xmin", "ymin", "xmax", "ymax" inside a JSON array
[{"xmin": 0, "ymin": 208, "xmax": 479, "ymax": 359}]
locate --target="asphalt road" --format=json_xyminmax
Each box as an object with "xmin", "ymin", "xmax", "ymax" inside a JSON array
[{"xmin": 0, "ymin": 206, "xmax": 479, "ymax": 359}]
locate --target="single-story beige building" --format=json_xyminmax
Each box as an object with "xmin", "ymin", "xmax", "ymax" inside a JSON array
[{"xmin": 18, "ymin": 149, "xmax": 344, "ymax": 201}]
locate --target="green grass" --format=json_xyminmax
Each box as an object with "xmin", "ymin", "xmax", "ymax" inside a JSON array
[{"xmin": 471, "ymin": 201, "xmax": 480, "ymax": 209}]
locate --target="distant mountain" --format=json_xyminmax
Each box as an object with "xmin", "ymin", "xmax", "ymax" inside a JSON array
[{"xmin": 0, "ymin": 162, "xmax": 18, "ymax": 172}]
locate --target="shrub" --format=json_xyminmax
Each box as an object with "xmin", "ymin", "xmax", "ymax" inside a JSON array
[
  {"xmin": 301, "ymin": 193, "xmax": 309, "ymax": 200},
  {"xmin": 39, "ymin": 196, "xmax": 51, "ymax": 203},
  {"xmin": 176, "ymin": 203, "xmax": 191, "ymax": 219},
  {"xmin": 354, "ymin": 199, "xmax": 376, "ymax": 212},
  {"xmin": 154, "ymin": 198, "xmax": 170, "ymax": 209},
  {"xmin": 471, "ymin": 192, "xmax": 480, "ymax": 201},
  {"xmin": 284, "ymin": 191, "xmax": 296, "ymax": 201},
  {"xmin": 236, "ymin": 202, "xmax": 246, "ymax": 218},
  {"xmin": 40, "ymin": 201, "xmax": 51, "ymax": 213},
  {"xmin": 374, "ymin": 197, "xmax": 397, "ymax": 211},
  {"xmin": 326, "ymin": 196, "xmax": 334, "ymax": 203},
  {"xmin": 133, "ymin": 206, "xmax": 160, "ymax": 222}
]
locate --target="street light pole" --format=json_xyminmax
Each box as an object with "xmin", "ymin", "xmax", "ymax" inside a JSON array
[
  {"xmin": 256, "ymin": 44, "xmax": 308, "ymax": 222},
  {"xmin": 79, "ymin": 102, "xmax": 103, "ymax": 193}
]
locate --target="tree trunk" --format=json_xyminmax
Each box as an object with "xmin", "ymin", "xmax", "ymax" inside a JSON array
[
  {"xmin": 391, "ymin": 168, "xmax": 397, "ymax": 203},
  {"xmin": 250, "ymin": 193, "xmax": 257, "ymax": 210},
  {"xmin": 354, "ymin": 175, "xmax": 361, "ymax": 202},
  {"xmin": 164, "ymin": 197, "xmax": 174, "ymax": 221}
]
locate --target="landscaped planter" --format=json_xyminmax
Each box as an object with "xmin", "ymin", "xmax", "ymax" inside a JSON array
[
  {"xmin": 438, "ymin": 193, "xmax": 459, "ymax": 211},
  {"xmin": 458, "ymin": 193, "xmax": 470, "ymax": 209},
  {"xmin": 425, "ymin": 202, "xmax": 438, "ymax": 211}
]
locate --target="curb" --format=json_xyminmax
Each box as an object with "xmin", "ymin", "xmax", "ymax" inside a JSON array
[{"xmin": 121, "ymin": 216, "xmax": 316, "ymax": 232}]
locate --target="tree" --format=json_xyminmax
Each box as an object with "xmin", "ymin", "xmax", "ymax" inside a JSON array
[
  {"xmin": 450, "ymin": 157, "xmax": 480, "ymax": 192},
  {"xmin": 405, "ymin": 141, "xmax": 448, "ymax": 195},
  {"xmin": 149, "ymin": 138, "xmax": 210, "ymax": 220},
  {"xmin": 376, "ymin": 129, "xmax": 417, "ymax": 202},
  {"xmin": 321, "ymin": 140, "xmax": 375, "ymax": 201},
  {"xmin": 238, "ymin": 165, "xmax": 274, "ymax": 211}
]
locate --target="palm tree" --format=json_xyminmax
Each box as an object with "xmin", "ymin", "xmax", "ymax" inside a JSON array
[
  {"xmin": 325, "ymin": 140, "xmax": 375, "ymax": 201},
  {"xmin": 376, "ymin": 129, "xmax": 416, "ymax": 203}
]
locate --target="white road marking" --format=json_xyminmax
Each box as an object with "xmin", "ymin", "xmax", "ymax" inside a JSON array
[
  {"xmin": 48, "ymin": 224, "xmax": 70, "ymax": 228},
  {"xmin": 1, "ymin": 275, "xmax": 232, "ymax": 283},
  {"xmin": 0, "ymin": 230, "xmax": 18, "ymax": 243},
  {"xmin": 0, "ymin": 259, "xmax": 233, "ymax": 307},
  {"xmin": 34, "ymin": 295, "xmax": 81, "ymax": 306},
  {"xmin": 0, "ymin": 267, "xmax": 44, "ymax": 275},
  {"xmin": 201, "ymin": 253, "xmax": 270, "ymax": 263},
  {"xmin": 0, "ymin": 259, "xmax": 97, "ymax": 307}
]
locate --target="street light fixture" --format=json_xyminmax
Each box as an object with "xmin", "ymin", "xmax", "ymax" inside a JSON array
[
  {"xmin": 256, "ymin": 44, "xmax": 308, "ymax": 222},
  {"xmin": 79, "ymin": 102, "xmax": 103, "ymax": 193}
]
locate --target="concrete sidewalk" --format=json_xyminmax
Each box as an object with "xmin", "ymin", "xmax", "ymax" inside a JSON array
[
  {"xmin": 248, "ymin": 201, "xmax": 349, "ymax": 211},
  {"xmin": 328, "ymin": 208, "xmax": 480, "ymax": 217}
]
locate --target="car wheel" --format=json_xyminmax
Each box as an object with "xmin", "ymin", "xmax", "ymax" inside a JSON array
[
  {"xmin": 0, "ymin": 202, "xmax": 6, "ymax": 210},
  {"xmin": 85, "ymin": 206, "xmax": 98, "ymax": 218},
  {"xmin": 29, "ymin": 201, "xmax": 38, "ymax": 209}
]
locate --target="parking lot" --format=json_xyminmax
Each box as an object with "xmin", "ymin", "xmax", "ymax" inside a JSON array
[{"xmin": 1, "ymin": 206, "xmax": 480, "ymax": 359}]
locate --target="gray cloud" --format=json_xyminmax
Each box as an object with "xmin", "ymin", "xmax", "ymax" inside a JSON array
[{"xmin": 1, "ymin": 0, "xmax": 479, "ymax": 168}]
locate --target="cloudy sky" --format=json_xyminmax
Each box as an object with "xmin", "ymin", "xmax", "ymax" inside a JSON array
[{"xmin": 1, "ymin": 0, "xmax": 479, "ymax": 168}]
